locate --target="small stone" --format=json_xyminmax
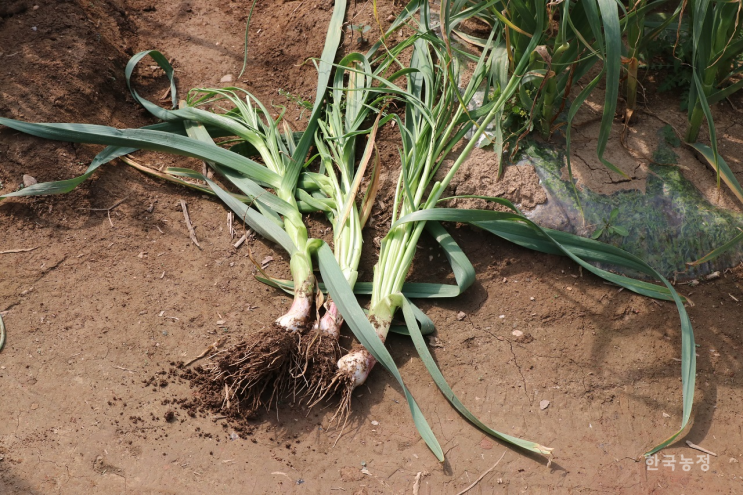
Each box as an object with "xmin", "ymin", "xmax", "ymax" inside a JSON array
[
  {"xmin": 370, "ymin": 420, "xmax": 379, "ymax": 426},
  {"xmin": 480, "ymin": 438, "xmax": 493, "ymax": 450},
  {"xmin": 30, "ymin": 403, "xmax": 39, "ymax": 410},
  {"xmin": 33, "ymin": 4, "xmax": 39, "ymax": 9},
  {"xmin": 23, "ymin": 175, "xmax": 37, "ymax": 187},
  {"xmin": 216, "ymin": 320, "xmax": 226, "ymax": 325},
  {"xmin": 456, "ymin": 311, "xmax": 466, "ymax": 321},
  {"xmin": 499, "ymin": 315, "xmax": 505, "ymax": 319},
  {"xmin": 386, "ymin": 15, "xmax": 395, "ymax": 22},
  {"xmin": 220, "ymin": 74, "xmax": 233, "ymax": 83},
  {"xmin": 539, "ymin": 400, "xmax": 550, "ymax": 410},
  {"xmin": 512, "ymin": 330, "xmax": 523, "ymax": 337},
  {"xmin": 530, "ymin": 297, "xmax": 535, "ymax": 301},
  {"xmin": 662, "ymin": 412, "xmax": 670, "ymax": 418}
]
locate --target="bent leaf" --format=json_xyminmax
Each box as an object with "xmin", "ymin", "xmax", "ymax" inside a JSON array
[
  {"xmin": 400, "ymin": 296, "xmax": 554, "ymax": 457},
  {"xmin": 315, "ymin": 243, "xmax": 444, "ymax": 461},
  {"xmin": 392, "ymin": 207, "xmax": 695, "ymax": 457}
]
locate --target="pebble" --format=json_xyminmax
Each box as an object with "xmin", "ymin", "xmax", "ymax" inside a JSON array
[
  {"xmin": 539, "ymin": 400, "xmax": 550, "ymax": 410},
  {"xmin": 23, "ymin": 175, "xmax": 37, "ymax": 187},
  {"xmin": 371, "ymin": 420, "xmax": 379, "ymax": 426},
  {"xmin": 220, "ymin": 74, "xmax": 233, "ymax": 83},
  {"xmin": 456, "ymin": 311, "xmax": 466, "ymax": 321},
  {"xmin": 512, "ymin": 330, "xmax": 523, "ymax": 337}
]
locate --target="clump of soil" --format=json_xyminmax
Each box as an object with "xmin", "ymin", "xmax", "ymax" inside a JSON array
[
  {"xmin": 178, "ymin": 322, "xmax": 347, "ymax": 428},
  {"xmin": 295, "ymin": 329, "xmax": 342, "ymax": 404},
  {"xmin": 444, "ymin": 147, "xmax": 548, "ymax": 211},
  {"xmin": 196, "ymin": 326, "xmax": 299, "ymax": 417}
]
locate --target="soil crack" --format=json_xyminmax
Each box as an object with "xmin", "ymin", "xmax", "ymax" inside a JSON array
[{"xmin": 506, "ymin": 339, "xmax": 532, "ymax": 404}]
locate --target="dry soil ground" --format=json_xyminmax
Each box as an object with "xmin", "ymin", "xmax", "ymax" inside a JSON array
[{"xmin": 2, "ymin": 1, "xmax": 743, "ymax": 493}]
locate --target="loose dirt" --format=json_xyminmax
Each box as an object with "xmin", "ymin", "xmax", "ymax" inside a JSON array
[
  {"xmin": 2, "ymin": 1, "xmax": 743, "ymax": 493},
  {"xmin": 444, "ymin": 147, "xmax": 548, "ymax": 212}
]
